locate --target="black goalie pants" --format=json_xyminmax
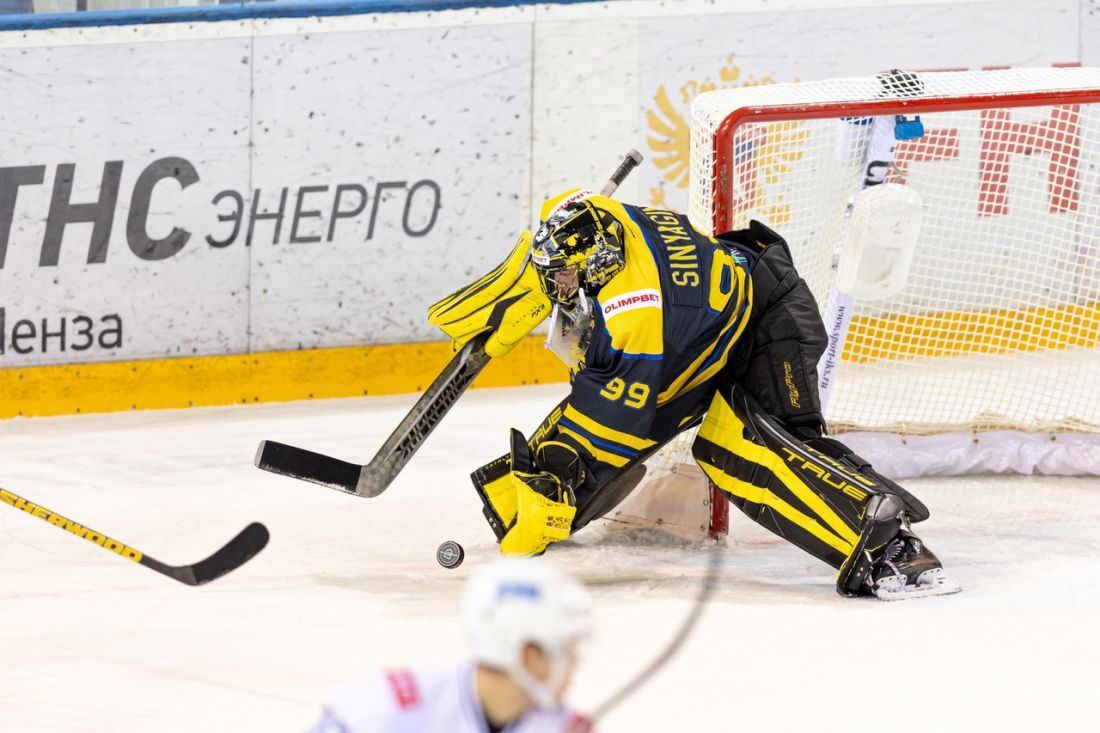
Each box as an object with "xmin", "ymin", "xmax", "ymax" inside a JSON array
[{"xmin": 703, "ymin": 225, "xmax": 927, "ymax": 570}]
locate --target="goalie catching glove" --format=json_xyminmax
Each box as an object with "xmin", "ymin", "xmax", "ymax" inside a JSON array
[
  {"xmin": 427, "ymin": 230, "xmax": 552, "ymax": 358},
  {"xmin": 472, "ymin": 429, "xmax": 585, "ymax": 556}
]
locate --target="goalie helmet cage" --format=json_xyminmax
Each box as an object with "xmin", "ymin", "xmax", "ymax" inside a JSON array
[{"xmin": 682, "ymin": 66, "xmax": 1100, "ymax": 478}]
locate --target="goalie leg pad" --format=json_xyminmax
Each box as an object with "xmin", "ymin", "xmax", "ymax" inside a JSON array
[
  {"xmin": 692, "ymin": 387, "xmax": 921, "ymax": 571},
  {"xmin": 472, "ymin": 451, "xmax": 646, "ymax": 541},
  {"xmin": 472, "ymin": 430, "xmax": 583, "ymax": 553},
  {"xmin": 803, "ymin": 435, "xmax": 929, "ymax": 522},
  {"xmin": 471, "ymin": 454, "xmax": 517, "ymax": 542},
  {"xmin": 837, "ymin": 494, "xmax": 960, "ymax": 600},
  {"xmin": 835, "ymin": 492, "xmax": 905, "ymax": 595},
  {"xmin": 500, "ymin": 477, "xmax": 577, "ymax": 556},
  {"xmin": 471, "ymin": 454, "xmax": 579, "ymax": 552},
  {"xmin": 571, "ymin": 462, "xmax": 647, "ymax": 532}
]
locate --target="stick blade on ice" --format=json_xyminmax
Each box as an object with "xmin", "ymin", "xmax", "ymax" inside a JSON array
[
  {"xmin": 1, "ymin": 487, "xmax": 270, "ymax": 587},
  {"xmin": 139, "ymin": 522, "xmax": 271, "ymax": 586}
]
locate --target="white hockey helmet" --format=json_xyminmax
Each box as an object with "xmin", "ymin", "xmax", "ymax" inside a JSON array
[{"xmin": 461, "ymin": 557, "xmax": 592, "ymax": 673}]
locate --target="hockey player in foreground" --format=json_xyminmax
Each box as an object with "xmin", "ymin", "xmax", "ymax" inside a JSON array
[
  {"xmin": 310, "ymin": 558, "xmax": 593, "ymax": 732},
  {"xmin": 429, "ymin": 188, "xmax": 961, "ymax": 601}
]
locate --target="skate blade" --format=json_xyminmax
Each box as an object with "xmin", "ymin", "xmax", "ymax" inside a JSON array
[{"xmin": 872, "ymin": 567, "xmax": 963, "ymax": 602}]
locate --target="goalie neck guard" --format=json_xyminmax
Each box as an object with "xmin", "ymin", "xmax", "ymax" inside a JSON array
[{"xmin": 545, "ymin": 294, "xmax": 594, "ymax": 371}]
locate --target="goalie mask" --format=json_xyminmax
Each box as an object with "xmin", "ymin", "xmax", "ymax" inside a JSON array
[{"xmin": 531, "ymin": 199, "xmax": 625, "ymax": 306}]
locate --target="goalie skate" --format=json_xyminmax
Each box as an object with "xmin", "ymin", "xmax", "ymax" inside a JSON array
[{"xmin": 868, "ymin": 530, "xmax": 963, "ymax": 601}]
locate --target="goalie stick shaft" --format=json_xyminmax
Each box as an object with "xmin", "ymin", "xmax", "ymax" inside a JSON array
[
  {"xmin": 600, "ymin": 148, "xmax": 644, "ymax": 197},
  {"xmin": 255, "ymin": 149, "xmax": 645, "ymax": 497},
  {"xmin": 1, "ymin": 487, "xmax": 269, "ymax": 586},
  {"xmin": 256, "ymin": 332, "xmax": 491, "ymax": 497}
]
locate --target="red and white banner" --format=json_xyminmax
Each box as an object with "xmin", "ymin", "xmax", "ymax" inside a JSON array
[{"xmin": 600, "ymin": 289, "xmax": 662, "ymax": 320}]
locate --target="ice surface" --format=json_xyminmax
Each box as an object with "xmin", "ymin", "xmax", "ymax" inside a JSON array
[{"xmin": 2, "ymin": 384, "xmax": 1099, "ymax": 732}]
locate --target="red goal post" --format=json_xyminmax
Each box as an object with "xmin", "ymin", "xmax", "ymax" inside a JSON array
[
  {"xmin": 687, "ymin": 67, "xmax": 1100, "ymax": 477},
  {"xmin": 609, "ymin": 68, "xmax": 1100, "ymax": 543}
]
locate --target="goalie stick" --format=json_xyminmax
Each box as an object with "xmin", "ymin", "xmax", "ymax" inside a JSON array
[
  {"xmin": 255, "ymin": 149, "xmax": 645, "ymax": 498},
  {"xmin": 1, "ymin": 487, "xmax": 269, "ymax": 586}
]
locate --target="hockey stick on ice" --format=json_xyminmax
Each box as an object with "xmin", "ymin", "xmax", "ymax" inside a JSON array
[
  {"xmin": 571, "ymin": 544, "xmax": 723, "ymax": 732},
  {"xmin": 1, "ymin": 488, "xmax": 269, "ymax": 586},
  {"xmin": 257, "ymin": 332, "xmax": 492, "ymax": 497},
  {"xmin": 255, "ymin": 149, "xmax": 645, "ymax": 498}
]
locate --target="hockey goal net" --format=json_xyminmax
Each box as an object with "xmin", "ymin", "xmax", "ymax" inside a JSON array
[{"xmin": 611, "ymin": 68, "xmax": 1100, "ymax": 539}]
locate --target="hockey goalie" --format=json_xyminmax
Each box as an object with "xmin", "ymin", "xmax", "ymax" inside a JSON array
[{"xmin": 428, "ymin": 189, "xmax": 961, "ymax": 601}]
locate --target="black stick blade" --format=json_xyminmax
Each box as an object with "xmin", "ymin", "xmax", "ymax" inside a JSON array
[
  {"xmin": 254, "ymin": 440, "xmax": 362, "ymax": 494},
  {"xmin": 139, "ymin": 522, "xmax": 270, "ymax": 586}
]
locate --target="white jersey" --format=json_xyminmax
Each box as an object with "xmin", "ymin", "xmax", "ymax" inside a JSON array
[{"xmin": 308, "ymin": 662, "xmax": 591, "ymax": 733}]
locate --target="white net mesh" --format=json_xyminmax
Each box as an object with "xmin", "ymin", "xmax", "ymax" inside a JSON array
[{"xmin": 687, "ymin": 67, "xmax": 1100, "ymax": 438}]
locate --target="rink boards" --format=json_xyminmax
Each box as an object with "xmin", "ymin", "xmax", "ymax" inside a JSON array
[{"xmin": 0, "ymin": 0, "xmax": 1095, "ymax": 416}]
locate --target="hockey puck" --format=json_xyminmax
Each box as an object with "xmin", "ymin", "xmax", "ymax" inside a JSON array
[{"xmin": 436, "ymin": 541, "xmax": 465, "ymax": 569}]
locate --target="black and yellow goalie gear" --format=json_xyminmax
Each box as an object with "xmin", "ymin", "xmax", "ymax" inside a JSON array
[
  {"xmin": 470, "ymin": 453, "xmax": 517, "ymax": 540},
  {"xmin": 470, "ymin": 401, "xmax": 568, "ymax": 540},
  {"xmin": 427, "ymin": 230, "xmax": 552, "ymax": 358},
  {"xmin": 471, "ymin": 429, "xmax": 583, "ymax": 556},
  {"xmin": 692, "ymin": 386, "xmax": 929, "ymax": 594},
  {"xmin": 531, "ymin": 198, "xmax": 625, "ymax": 305},
  {"xmin": 500, "ymin": 471, "xmax": 577, "ymax": 557}
]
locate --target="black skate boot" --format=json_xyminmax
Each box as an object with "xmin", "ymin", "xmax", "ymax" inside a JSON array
[
  {"xmin": 837, "ymin": 494, "xmax": 962, "ymax": 601},
  {"xmin": 866, "ymin": 527, "xmax": 961, "ymax": 600}
]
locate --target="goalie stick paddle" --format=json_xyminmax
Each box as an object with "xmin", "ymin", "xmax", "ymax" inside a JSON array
[
  {"xmin": 1, "ymin": 488, "xmax": 269, "ymax": 586},
  {"xmin": 255, "ymin": 149, "xmax": 645, "ymax": 498},
  {"xmin": 257, "ymin": 332, "xmax": 492, "ymax": 497}
]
